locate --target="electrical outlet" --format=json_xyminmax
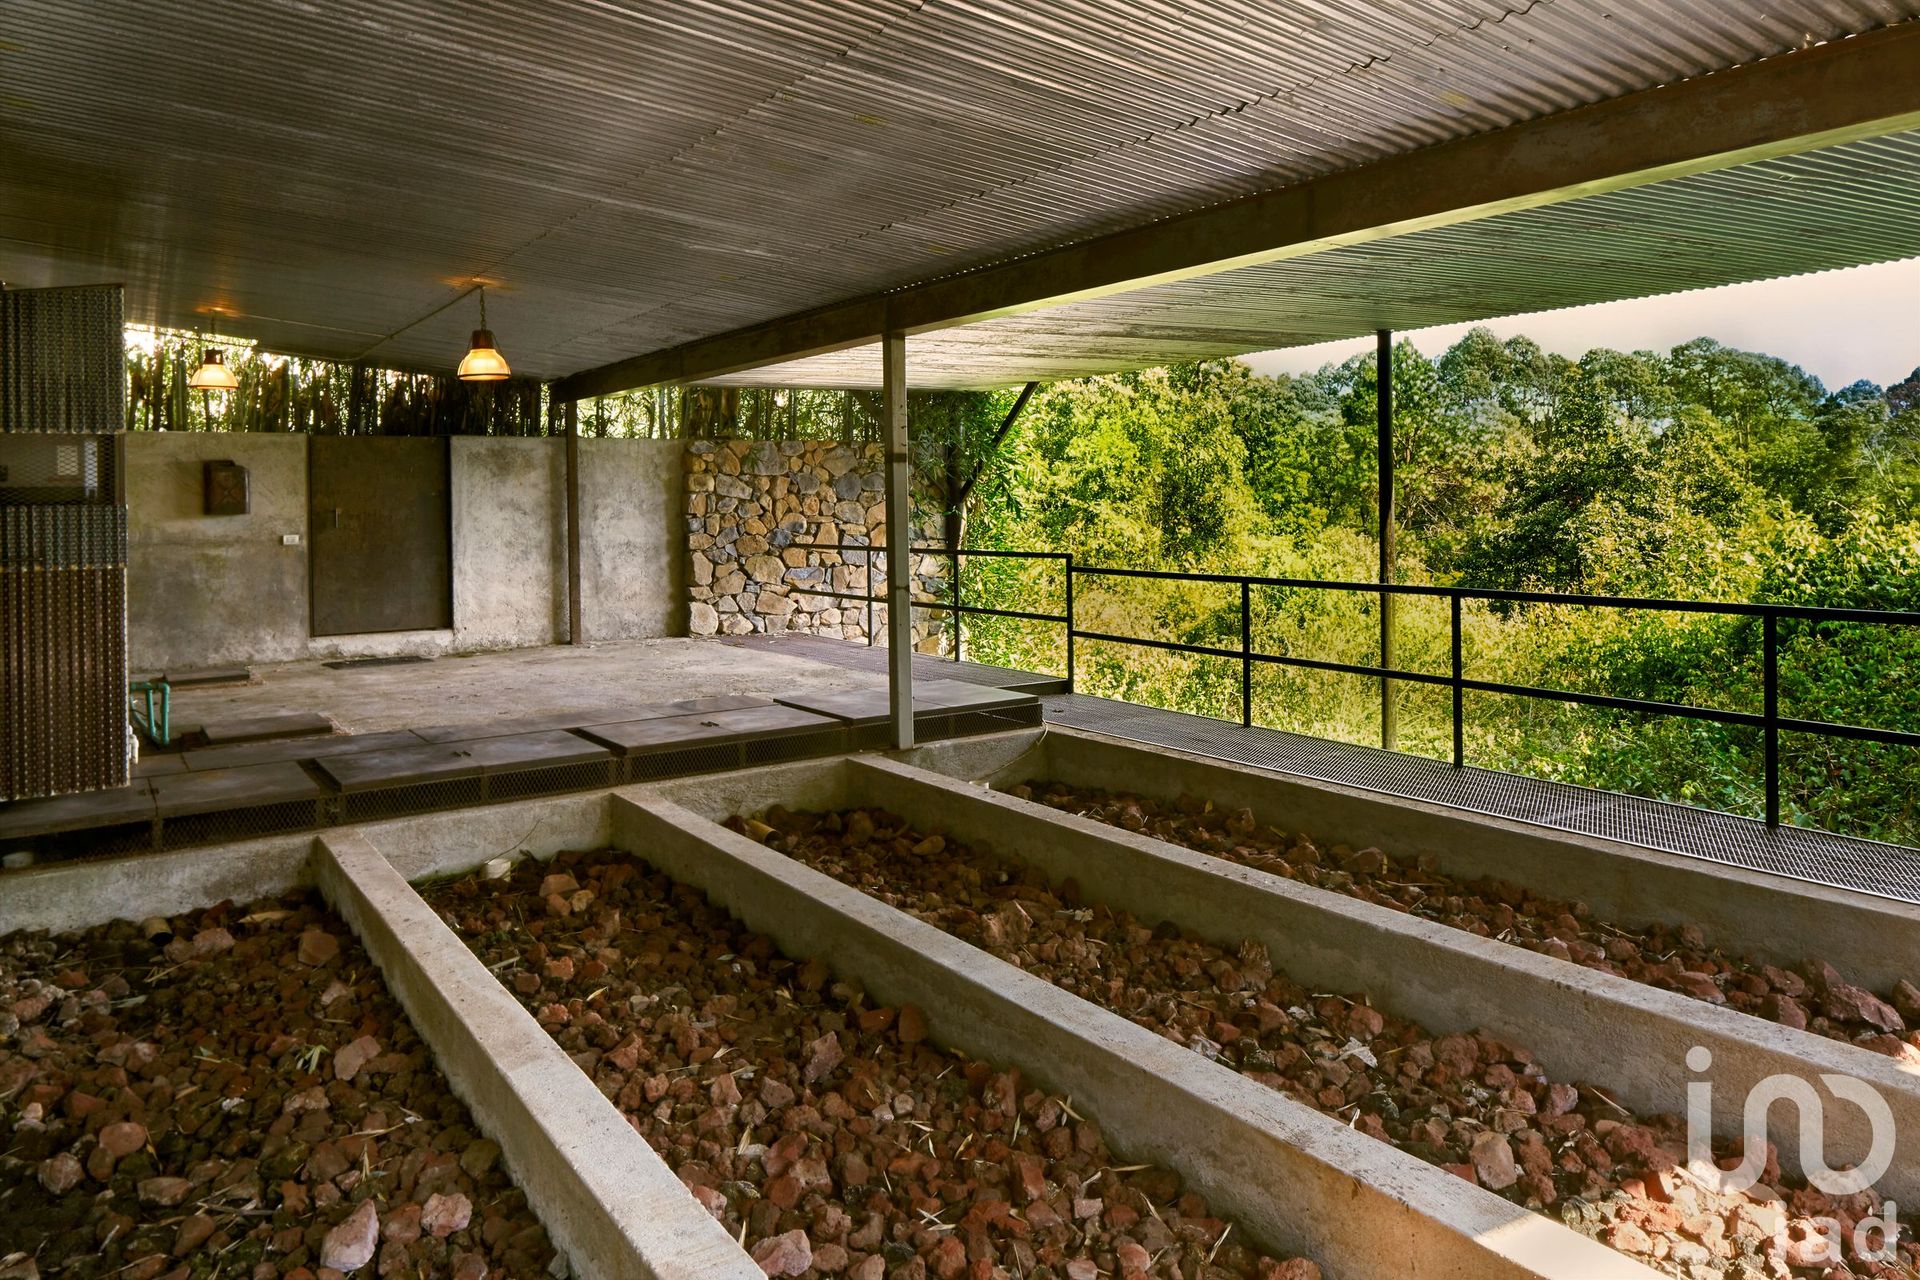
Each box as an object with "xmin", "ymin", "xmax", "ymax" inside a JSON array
[{"xmin": 281, "ymin": 533, "xmax": 301, "ymax": 546}]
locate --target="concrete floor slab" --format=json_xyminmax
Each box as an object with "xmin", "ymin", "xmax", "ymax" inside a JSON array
[
  {"xmin": 409, "ymin": 693, "xmax": 773, "ymax": 744},
  {"xmin": 162, "ymin": 638, "xmax": 878, "ymax": 738}
]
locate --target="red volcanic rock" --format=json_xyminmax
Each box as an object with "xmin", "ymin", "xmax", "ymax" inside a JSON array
[
  {"xmin": 422, "ymin": 848, "xmax": 1318, "ymax": 1280},
  {"xmin": 0, "ymin": 893, "xmax": 553, "ymax": 1278}
]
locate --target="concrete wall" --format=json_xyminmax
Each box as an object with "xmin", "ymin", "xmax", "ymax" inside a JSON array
[
  {"xmin": 126, "ymin": 432, "xmax": 311, "ymax": 671},
  {"xmin": 450, "ymin": 438, "xmax": 567, "ymax": 652},
  {"xmin": 126, "ymin": 433, "xmax": 682, "ymax": 672},
  {"xmin": 579, "ymin": 437, "xmax": 684, "ymax": 641}
]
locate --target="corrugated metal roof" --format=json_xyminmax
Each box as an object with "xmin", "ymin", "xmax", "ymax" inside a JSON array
[
  {"xmin": 704, "ymin": 126, "xmax": 1920, "ymax": 387},
  {"xmin": 3, "ymin": 1, "xmax": 1917, "ymax": 378}
]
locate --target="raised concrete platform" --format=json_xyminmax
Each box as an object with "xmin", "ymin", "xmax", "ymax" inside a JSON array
[
  {"xmin": 0, "ymin": 779, "xmax": 155, "ymax": 839},
  {"xmin": 580, "ymin": 704, "xmax": 842, "ymax": 756},
  {"xmin": 149, "ymin": 760, "xmax": 325, "ymax": 817},
  {"xmin": 181, "ymin": 728, "xmax": 429, "ymax": 771},
  {"xmin": 0, "ymin": 675, "xmax": 1032, "ymax": 859}
]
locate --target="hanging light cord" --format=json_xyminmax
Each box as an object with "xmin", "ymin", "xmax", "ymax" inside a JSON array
[{"xmin": 478, "ymin": 286, "xmax": 488, "ymax": 332}]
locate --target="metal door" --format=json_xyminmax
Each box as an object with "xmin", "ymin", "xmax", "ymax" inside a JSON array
[{"xmin": 309, "ymin": 437, "xmax": 451, "ymax": 636}]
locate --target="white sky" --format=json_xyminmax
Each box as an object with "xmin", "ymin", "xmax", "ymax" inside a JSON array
[{"xmin": 1240, "ymin": 257, "xmax": 1920, "ymax": 391}]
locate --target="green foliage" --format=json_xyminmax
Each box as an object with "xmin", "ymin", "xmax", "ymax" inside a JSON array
[{"xmin": 956, "ymin": 329, "xmax": 1920, "ymax": 845}]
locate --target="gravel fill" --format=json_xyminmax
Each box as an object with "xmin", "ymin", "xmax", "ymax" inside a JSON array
[
  {"xmin": 421, "ymin": 851, "xmax": 1321, "ymax": 1280},
  {"xmin": 1015, "ymin": 781, "xmax": 1920, "ymax": 1066},
  {"xmin": 0, "ymin": 892, "xmax": 552, "ymax": 1280},
  {"xmin": 750, "ymin": 804, "xmax": 1918, "ymax": 1280}
]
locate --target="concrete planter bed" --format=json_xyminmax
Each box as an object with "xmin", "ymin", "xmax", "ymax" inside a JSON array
[
  {"xmin": 0, "ymin": 891, "xmax": 553, "ymax": 1280},
  {"xmin": 417, "ymin": 849, "xmax": 1318, "ymax": 1280},
  {"xmin": 1006, "ymin": 764, "xmax": 1920, "ymax": 1064},
  {"xmin": 906, "ymin": 728, "xmax": 1920, "ymax": 1001},
  {"xmin": 719, "ymin": 798, "xmax": 1901, "ymax": 1280},
  {"xmin": 887, "ymin": 733, "xmax": 1920, "ymax": 1194}
]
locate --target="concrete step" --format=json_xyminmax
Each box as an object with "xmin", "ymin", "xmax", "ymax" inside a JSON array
[{"xmin": 197, "ymin": 711, "xmax": 336, "ymax": 746}]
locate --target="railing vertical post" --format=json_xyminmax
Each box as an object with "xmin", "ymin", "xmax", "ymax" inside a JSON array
[
  {"xmin": 1764, "ymin": 611, "xmax": 1780, "ymax": 828},
  {"xmin": 1377, "ymin": 327, "xmax": 1398, "ymax": 752},
  {"xmin": 1240, "ymin": 578, "xmax": 1253, "ymax": 728},
  {"xmin": 1451, "ymin": 593, "xmax": 1464, "ymax": 768},
  {"xmin": 951, "ymin": 550, "xmax": 962, "ymax": 663},
  {"xmin": 865, "ymin": 546, "xmax": 874, "ymax": 648},
  {"xmin": 1064, "ymin": 555, "xmax": 1076, "ymax": 692}
]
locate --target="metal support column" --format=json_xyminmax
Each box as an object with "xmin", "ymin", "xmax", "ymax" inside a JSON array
[
  {"xmin": 1377, "ymin": 328, "xmax": 1397, "ymax": 751},
  {"xmin": 565, "ymin": 399, "xmax": 583, "ymax": 645},
  {"xmin": 883, "ymin": 331, "xmax": 914, "ymax": 748}
]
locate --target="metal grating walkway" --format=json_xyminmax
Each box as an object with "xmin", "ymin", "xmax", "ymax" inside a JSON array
[
  {"xmin": 1043, "ymin": 695, "xmax": 1920, "ymax": 906},
  {"xmin": 743, "ymin": 634, "xmax": 1920, "ymax": 905}
]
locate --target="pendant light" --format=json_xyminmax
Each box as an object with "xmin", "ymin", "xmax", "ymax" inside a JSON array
[
  {"xmin": 187, "ymin": 346, "xmax": 238, "ymax": 391},
  {"xmin": 458, "ymin": 286, "xmax": 511, "ymax": 382}
]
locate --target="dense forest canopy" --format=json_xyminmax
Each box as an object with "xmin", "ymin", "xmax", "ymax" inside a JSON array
[{"xmin": 951, "ymin": 331, "xmax": 1920, "ymax": 844}]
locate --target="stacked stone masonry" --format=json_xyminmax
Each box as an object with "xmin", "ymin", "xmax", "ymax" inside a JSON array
[{"xmin": 685, "ymin": 439, "xmax": 948, "ymax": 650}]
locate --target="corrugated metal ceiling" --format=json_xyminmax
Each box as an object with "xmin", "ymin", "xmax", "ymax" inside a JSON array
[
  {"xmin": 3, "ymin": 0, "xmax": 1917, "ymax": 381},
  {"xmin": 707, "ymin": 126, "xmax": 1920, "ymax": 387}
]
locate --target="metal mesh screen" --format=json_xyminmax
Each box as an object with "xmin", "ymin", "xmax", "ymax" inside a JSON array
[
  {"xmin": 1, "ymin": 505, "xmax": 129, "ymax": 799},
  {"xmin": 0, "ymin": 285, "xmax": 129, "ymax": 802},
  {"xmin": 0, "ymin": 286, "xmax": 127, "ymax": 433}
]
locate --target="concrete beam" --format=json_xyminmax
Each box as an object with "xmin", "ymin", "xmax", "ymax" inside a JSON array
[
  {"xmin": 550, "ymin": 23, "xmax": 1920, "ymax": 400},
  {"xmin": 0, "ymin": 791, "xmax": 615, "ymax": 942},
  {"xmin": 611, "ymin": 789, "xmax": 1661, "ymax": 1280},
  {"xmin": 314, "ymin": 830, "xmax": 760, "ymax": 1280}
]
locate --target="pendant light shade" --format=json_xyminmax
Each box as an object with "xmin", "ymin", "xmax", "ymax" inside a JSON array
[
  {"xmin": 187, "ymin": 348, "xmax": 238, "ymax": 391},
  {"xmin": 458, "ymin": 287, "xmax": 511, "ymax": 381}
]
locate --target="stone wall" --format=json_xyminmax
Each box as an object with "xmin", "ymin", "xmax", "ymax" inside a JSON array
[{"xmin": 684, "ymin": 439, "xmax": 948, "ymax": 648}]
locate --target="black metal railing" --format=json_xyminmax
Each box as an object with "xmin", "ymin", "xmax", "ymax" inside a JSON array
[{"xmin": 778, "ymin": 542, "xmax": 1920, "ymax": 829}]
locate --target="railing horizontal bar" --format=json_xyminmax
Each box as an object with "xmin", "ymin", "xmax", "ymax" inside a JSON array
[
  {"xmin": 913, "ymin": 546, "xmax": 1072, "ymax": 562},
  {"xmin": 1245, "ymin": 651, "xmax": 1453, "ymax": 689},
  {"xmin": 1073, "ymin": 628, "xmax": 1244, "ymax": 662},
  {"xmin": 952, "ymin": 603, "xmax": 1068, "ymax": 624},
  {"xmin": 1457, "ymin": 678, "xmax": 1767, "ymax": 728},
  {"xmin": 1073, "ymin": 631, "xmax": 1765, "ymax": 725},
  {"xmin": 786, "ymin": 541, "xmax": 1068, "ymax": 563},
  {"xmin": 1777, "ymin": 716, "xmax": 1920, "ymax": 749},
  {"xmin": 1072, "ymin": 565, "xmax": 1251, "ymax": 587}
]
